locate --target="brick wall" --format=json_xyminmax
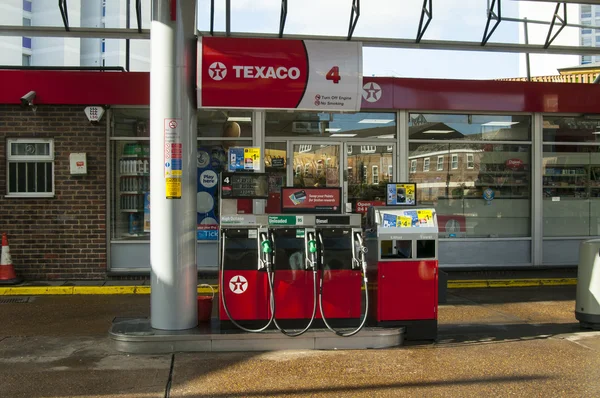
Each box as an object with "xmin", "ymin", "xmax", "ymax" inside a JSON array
[{"xmin": 0, "ymin": 105, "xmax": 107, "ymax": 280}]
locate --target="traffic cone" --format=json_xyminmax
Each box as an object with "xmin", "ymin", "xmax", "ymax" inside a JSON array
[{"xmin": 0, "ymin": 233, "xmax": 21, "ymax": 285}]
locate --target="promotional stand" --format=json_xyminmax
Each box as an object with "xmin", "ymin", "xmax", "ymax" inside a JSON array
[{"xmin": 365, "ymin": 204, "xmax": 439, "ymax": 340}]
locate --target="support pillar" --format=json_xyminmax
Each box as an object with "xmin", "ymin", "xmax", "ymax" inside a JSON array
[{"xmin": 150, "ymin": 0, "xmax": 198, "ymax": 330}]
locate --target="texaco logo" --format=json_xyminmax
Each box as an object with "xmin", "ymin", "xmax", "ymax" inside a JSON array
[
  {"xmin": 362, "ymin": 82, "xmax": 382, "ymax": 103},
  {"xmin": 229, "ymin": 275, "xmax": 248, "ymax": 294},
  {"xmin": 208, "ymin": 62, "xmax": 227, "ymax": 81}
]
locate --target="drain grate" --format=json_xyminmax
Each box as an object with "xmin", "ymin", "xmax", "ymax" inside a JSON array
[{"xmin": 0, "ymin": 297, "xmax": 31, "ymax": 304}]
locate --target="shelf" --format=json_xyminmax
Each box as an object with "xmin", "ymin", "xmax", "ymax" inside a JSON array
[
  {"xmin": 121, "ymin": 155, "xmax": 149, "ymax": 159},
  {"xmin": 543, "ymin": 186, "xmax": 587, "ymax": 189},
  {"xmin": 475, "ymin": 183, "xmax": 529, "ymax": 187},
  {"xmin": 120, "ymin": 191, "xmax": 149, "ymax": 195},
  {"xmin": 481, "ymin": 171, "xmax": 528, "ymax": 175},
  {"xmin": 543, "ymin": 174, "xmax": 587, "ymax": 177},
  {"xmin": 121, "ymin": 209, "xmax": 144, "ymax": 213},
  {"xmin": 120, "ymin": 173, "xmax": 149, "ymax": 177},
  {"xmin": 121, "ymin": 233, "xmax": 149, "ymax": 238}
]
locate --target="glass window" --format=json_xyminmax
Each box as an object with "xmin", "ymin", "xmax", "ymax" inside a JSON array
[
  {"xmin": 409, "ymin": 142, "xmax": 531, "ymax": 238},
  {"xmin": 22, "ymin": 37, "xmax": 31, "ymax": 49},
  {"xmin": 347, "ymin": 144, "xmax": 392, "ymax": 204},
  {"xmin": 265, "ymin": 142, "xmax": 287, "ymax": 213},
  {"xmin": 7, "ymin": 139, "xmax": 54, "ymax": 197},
  {"xmin": 596, "ymin": 36, "xmax": 600, "ymax": 45},
  {"xmin": 451, "ymin": 154, "xmax": 459, "ymax": 170},
  {"xmin": 423, "ymin": 158, "xmax": 430, "ymax": 172},
  {"xmin": 583, "ymin": 56, "xmax": 592, "ymax": 64},
  {"xmin": 543, "ymin": 144, "xmax": 600, "ymax": 237},
  {"xmin": 582, "ymin": 36, "xmax": 592, "ymax": 46},
  {"xmin": 437, "ymin": 156, "xmax": 444, "ymax": 171},
  {"xmin": 467, "ymin": 154, "xmax": 474, "ymax": 169},
  {"xmin": 362, "ymin": 165, "xmax": 368, "ymax": 182},
  {"xmin": 23, "ymin": 0, "xmax": 32, "ymax": 12},
  {"xmin": 582, "ymin": 5, "xmax": 591, "ymax": 13},
  {"xmin": 22, "ymin": 17, "xmax": 31, "ymax": 26},
  {"xmin": 22, "ymin": 54, "xmax": 31, "ymax": 66},
  {"xmin": 409, "ymin": 113, "xmax": 531, "ymax": 141},
  {"xmin": 410, "ymin": 159, "xmax": 417, "ymax": 173},
  {"xmin": 266, "ymin": 112, "xmax": 396, "ymax": 139},
  {"xmin": 582, "ymin": 29, "xmax": 592, "ymax": 35},
  {"xmin": 372, "ymin": 166, "xmax": 379, "ymax": 184},
  {"xmin": 543, "ymin": 116, "xmax": 600, "ymax": 143}
]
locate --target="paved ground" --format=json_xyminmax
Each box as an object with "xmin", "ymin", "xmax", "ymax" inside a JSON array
[{"xmin": 1, "ymin": 286, "xmax": 599, "ymax": 397}]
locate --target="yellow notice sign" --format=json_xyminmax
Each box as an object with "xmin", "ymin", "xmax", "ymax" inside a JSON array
[
  {"xmin": 243, "ymin": 147, "xmax": 261, "ymax": 171},
  {"xmin": 417, "ymin": 210, "xmax": 433, "ymax": 227},
  {"xmin": 398, "ymin": 216, "xmax": 412, "ymax": 228},
  {"xmin": 166, "ymin": 178, "xmax": 181, "ymax": 199}
]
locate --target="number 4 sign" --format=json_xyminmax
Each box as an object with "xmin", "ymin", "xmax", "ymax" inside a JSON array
[{"xmin": 326, "ymin": 66, "xmax": 341, "ymax": 84}]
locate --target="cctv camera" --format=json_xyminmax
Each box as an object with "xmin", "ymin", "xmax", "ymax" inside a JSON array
[{"xmin": 20, "ymin": 91, "xmax": 36, "ymax": 107}]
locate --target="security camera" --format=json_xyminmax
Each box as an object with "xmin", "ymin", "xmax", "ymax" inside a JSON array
[{"xmin": 20, "ymin": 91, "xmax": 36, "ymax": 107}]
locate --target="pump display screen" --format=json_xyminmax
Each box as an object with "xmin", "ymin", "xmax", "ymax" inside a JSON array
[
  {"xmin": 222, "ymin": 230, "xmax": 259, "ymax": 270},
  {"xmin": 272, "ymin": 229, "xmax": 305, "ymax": 271},
  {"xmin": 319, "ymin": 229, "xmax": 353, "ymax": 271},
  {"xmin": 221, "ymin": 172, "xmax": 268, "ymax": 199}
]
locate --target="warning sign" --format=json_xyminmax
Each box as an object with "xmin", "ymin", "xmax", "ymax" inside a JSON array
[{"xmin": 166, "ymin": 178, "xmax": 181, "ymax": 199}]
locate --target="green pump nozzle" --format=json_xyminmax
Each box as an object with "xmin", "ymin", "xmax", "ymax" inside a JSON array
[
  {"xmin": 308, "ymin": 239, "xmax": 317, "ymax": 254},
  {"xmin": 261, "ymin": 239, "xmax": 273, "ymax": 254}
]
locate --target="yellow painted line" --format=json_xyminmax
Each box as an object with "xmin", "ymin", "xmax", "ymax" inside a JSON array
[
  {"xmin": 448, "ymin": 278, "xmax": 577, "ymax": 289},
  {"xmin": 0, "ymin": 285, "xmax": 220, "ymax": 296},
  {"xmin": 0, "ymin": 278, "xmax": 577, "ymax": 295}
]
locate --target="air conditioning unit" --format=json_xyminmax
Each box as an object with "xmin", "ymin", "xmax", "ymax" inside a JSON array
[{"xmin": 293, "ymin": 121, "xmax": 321, "ymax": 133}]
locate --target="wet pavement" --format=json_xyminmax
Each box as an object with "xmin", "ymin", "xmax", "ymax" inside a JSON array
[{"xmin": 1, "ymin": 286, "xmax": 599, "ymax": 397}]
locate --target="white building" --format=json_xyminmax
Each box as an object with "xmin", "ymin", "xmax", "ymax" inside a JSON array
[
  {"xmin": 580, "ymin": 3, "xmax": 600, "ymax": 65},
  {"xmin": 0, "ymin": 0, "xmax": 150, "ymax": 70}
]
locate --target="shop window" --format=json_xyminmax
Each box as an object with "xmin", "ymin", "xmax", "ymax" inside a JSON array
[
  {"xmin": 372, "ymin": 166, "xmax": 379, "ymax": 184},
  {"xmin": 437, "ymin": 156, "xmax": 444, "ymax": 171},
  {"xmin": 7, "ymin": 139, "xmax": 54, "ymax": 197},
  {"xmin": 410, "ymin": 160, "xmax": 417, "ymax": 173},
  {"xmin": 423, "ymin": 158, "xmax": 430, "ymax": 172},
  {"xmin": 266, "ymin": 112, "xmax": 396, "ymax": 139},
  {"xmin": 409, "ymin": 113, "xmax": 531, "ymax": 141},
  {"xmin": 388, "ymin": 165, "xmax": 393, "ymax": 181},
  {"xmin": 451, "ymin": 154, "xmax": 459, "ymax": 170},
  {"xmin": 409, "ymin": 142, "xmax": 531, "ymax": 238}
]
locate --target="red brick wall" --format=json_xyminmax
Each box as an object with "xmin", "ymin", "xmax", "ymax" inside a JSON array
[{"xmin": 0, "ymin": 105, "xmax": 107, "ymax": 280}]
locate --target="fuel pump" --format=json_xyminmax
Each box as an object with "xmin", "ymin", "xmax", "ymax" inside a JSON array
[
  {"xmin": 271, "ymin": 229, "xmax": 319, "ymax": 337},
  {"xmin": 220, "ymin": 227, "xmax": 276, "ymax": 333},
  {"xmin": 317, "ymin": 229, "xmax": 369, "ymax": 337}
]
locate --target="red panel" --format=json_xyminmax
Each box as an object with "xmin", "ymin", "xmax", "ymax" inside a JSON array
[
  {"xmin": 219, "ymin": 270, "xmax": 270, "ymax": 321},
  {"xmin": 3, "ymin": 70, "xmax": 600, "ymax": 114},
  {"xmin": 0, "ymin": 70, "xmax": 149, "ymax": 105},
  {"xmin": 378, "ymin": 260, "xmax": 438, "ymax": 321},
  {"xmin": 361, "ymin": 77, "xmax": 394, "ymax": 109},
  {"xmin": 319, "ymin": 270, "xmax": 362, "ymax": 319},
  {"xmin": 388, "ymin": 77, "xmax": 600, "ymax": 114},
  {"xmin": 266, "ymin": 193, "xmax": 282, "ymax": 214},
  {"xmin": 236, "ymin": 199, "xmax": 253, "ymax": 214},
  {"xmin": 273, "ymin": 270, "xmax": 316, "ymax": 319}
]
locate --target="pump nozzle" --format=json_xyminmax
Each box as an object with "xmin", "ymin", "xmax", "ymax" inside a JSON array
[{"xmin": 261, "ymin": 240, "xmax": 273, "ymax": 254}]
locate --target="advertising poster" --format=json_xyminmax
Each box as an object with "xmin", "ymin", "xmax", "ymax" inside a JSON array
[
  {"xmin": 281, "ymin": 187, "xmax": 341, "ymax": 214},
  {"xmin": 386, "ymin": 183, "xmax": 417, "ymax": 206},
  {"xmin": 197, "ymin": 146, "xmax": 226, "ymax": 240},
  {"xmin": 143, "ymin": 192, "xmax": 150, "ymax": 233},
  {"xmin": 228, "ymin": 147, "xmax": 261, "ymax": 172}
]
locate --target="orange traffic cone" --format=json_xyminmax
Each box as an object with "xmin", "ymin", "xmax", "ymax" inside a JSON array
[{"xmin": 0, "ymin": 233, "xmax": 21, "ymax": 285}]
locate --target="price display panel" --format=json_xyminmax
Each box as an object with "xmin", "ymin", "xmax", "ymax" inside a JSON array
[{"xmin": 221, "ymin": 172, "xmax": 269, "ymax": 199}]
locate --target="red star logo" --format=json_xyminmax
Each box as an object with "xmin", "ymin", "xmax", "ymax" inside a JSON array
[{"xmin": 229, "ymin": 275, "xmax": 248, "ymax": 294}]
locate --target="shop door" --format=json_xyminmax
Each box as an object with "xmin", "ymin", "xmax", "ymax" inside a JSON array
[
  {"xmin": 344, "ymin": 143, "xmax": 396, "ymax": 213},
  {"xmin": 290, "ymin": 142, "xmax": 343, "ymax": 189}
]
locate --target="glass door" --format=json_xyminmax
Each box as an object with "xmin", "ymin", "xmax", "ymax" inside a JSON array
[
  {"xmin": 291, "ymin": 142, "xmax": 342, "ymax": 188},
  {"xmin": 345, "ymin": 143, "xmax": 396, "ymax": 212}
]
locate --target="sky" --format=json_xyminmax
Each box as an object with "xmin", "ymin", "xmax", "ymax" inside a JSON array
[{"xmin": 196, "ymin": 0, "xmax": 581, "ymax": 80}]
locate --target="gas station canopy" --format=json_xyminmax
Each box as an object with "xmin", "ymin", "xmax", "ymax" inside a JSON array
[{"xmin": 1, "ymin": 0, "xmax": 600, "ymax": 56}]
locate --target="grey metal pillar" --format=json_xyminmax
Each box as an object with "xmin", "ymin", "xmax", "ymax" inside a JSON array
[{"xmin": 150, "ymin": 0, "xmax": 198, "ymax": 330}]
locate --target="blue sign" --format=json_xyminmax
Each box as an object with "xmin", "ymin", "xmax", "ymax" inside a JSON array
[
  {"xmin": 483, "ymin": 188, "xmax": 495, "ymax": 205},
  {"xmin": 228, "ymin": 147, "xmax": 245, "ymax": 171},
  {"xmin": 382, "ymin": 213, "xmax": 397, "ymax": 228},
  {"xmin": 197, "ymin": 146, "xmax": 226, "ymax": 240}
]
